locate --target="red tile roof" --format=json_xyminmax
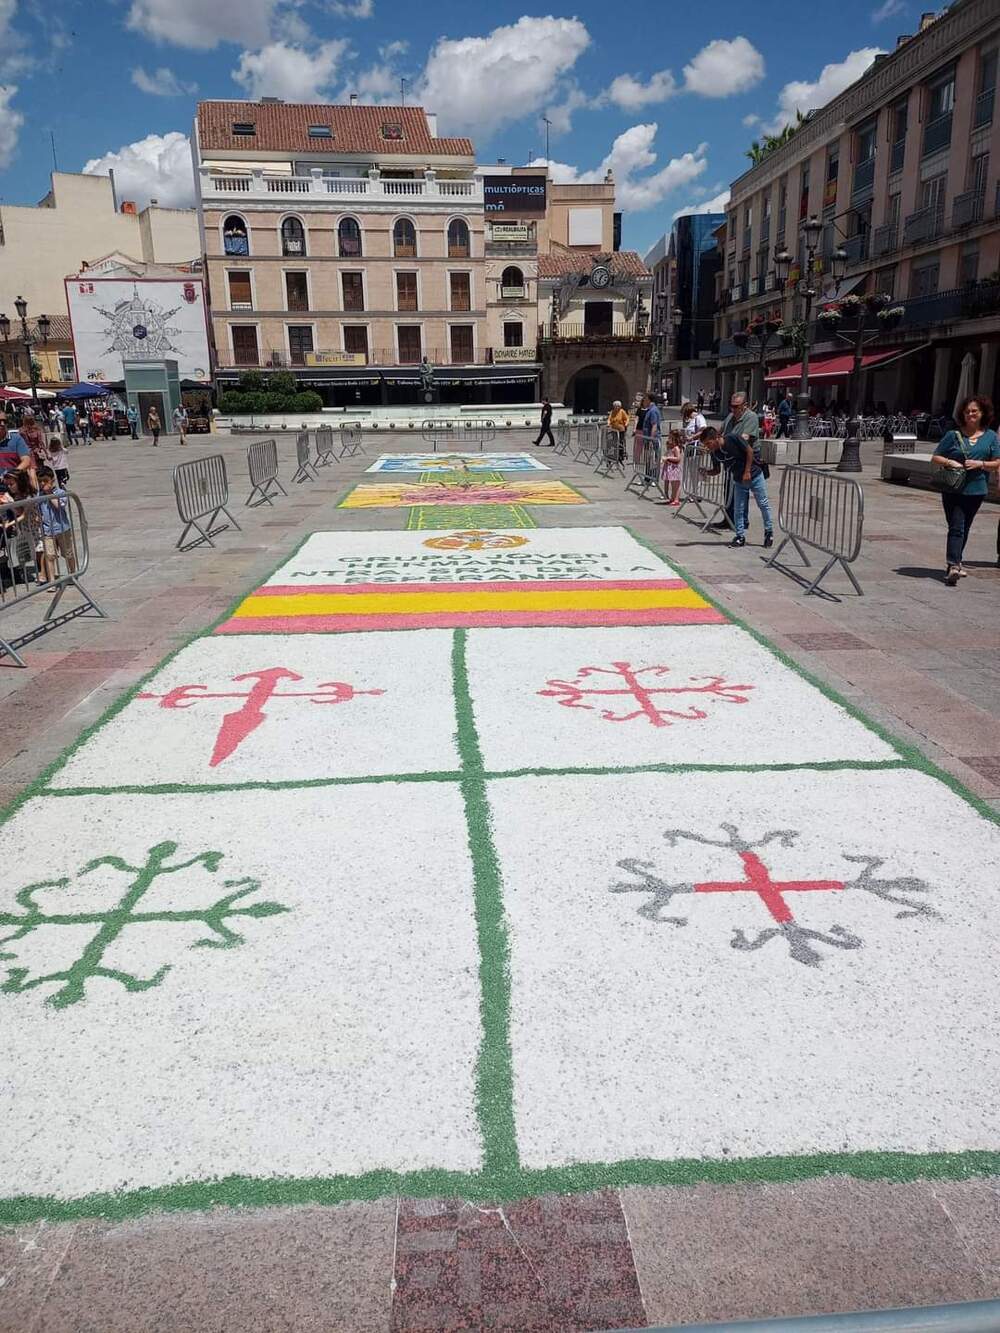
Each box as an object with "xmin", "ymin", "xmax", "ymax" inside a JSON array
[
  {"xmin": 197, "ymin": 102, "xmax": 474, "ymax": 157},
  {"xmin": 538, "ymin": 249, "xmax": 651, "ymax": 279}
]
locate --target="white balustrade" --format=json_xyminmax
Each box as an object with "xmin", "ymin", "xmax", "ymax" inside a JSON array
[{"xmin": 202, "ymin": 168, "xmax": 482, "ymax": 206}]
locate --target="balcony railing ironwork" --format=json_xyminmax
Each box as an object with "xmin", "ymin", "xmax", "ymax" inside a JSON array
[
  {"xmin": 842, "ymin": 233, "xmax": 869, "ymax": 264},
  {"xmin": 539, "ymin": 321, "xmax": 647, "ymax": 341},
  {"xmin": 921, "ymin": 112, "xmax": 952, "ymax": 157},
  {"xmin": 202, "ymin": 169, "xmax": 483, "ymax": 205},
  {"xmin": 902, "ymin": 205, "xmax": 942, "ymax": 246},
  {"xmin": 973, "ymin": 86, "xmax": 995, "ymax": 129},
  {"xmin": 871, "ymin": 222, "xmax": 898, "ymax": 257},
  {"xmin": 216, "ymin": 345, "xmax": 542, "ymax": 371},
  {"xmin": 889, "ymin": 138, "xmax": 906, "ymax": 173},
  {"xmin": 952, "ymin": 189, "xmax": 986, "ymax": 229},
  {"xmin": 851, "ymin": 158, "xmax": 876, "ymax": 197}
]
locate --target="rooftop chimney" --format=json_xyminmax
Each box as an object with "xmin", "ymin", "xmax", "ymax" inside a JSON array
[
  {"xmin": 919, "ymin": 10, "xmax": 936, "ymax": 30},
  {"xmin": 349, "ymin": 92, "xmax": 358, "ymax": 106},
  {"xmin": 425, "ymin": 111, "xmax": 437, "ymax": 137}
]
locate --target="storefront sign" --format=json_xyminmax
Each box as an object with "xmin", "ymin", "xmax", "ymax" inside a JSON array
[
  {"xmin": 490, "ymin": 223, "xmax": 531, "ymax": 242},
  {"xmin": 493, "ymin": 347, "xmax": 537, "ymax": 362},
  {"xmin": 305, "ymin": 351, "xmax": 367, "ymax": 367},
  {"xmin": 484, "ymin": 176, "xmax": 547, "ymax": 216}
]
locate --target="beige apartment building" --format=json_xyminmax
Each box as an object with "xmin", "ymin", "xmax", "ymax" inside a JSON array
[
  {"xmin": 0, "ymin": 171, "xmax": 198, "ymax": 389},
  {"xmin": 195, "ymin": 100, "xmax": 541, "ymax": 407},
  {"xmin": 717, "ymin": 0, "xmax": 1000, "ymax": 413}
]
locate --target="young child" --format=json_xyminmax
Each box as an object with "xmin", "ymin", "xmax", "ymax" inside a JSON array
[
  {"xmin": 662, "ymin": 428, "xmax": 684, "ymax": 505},
  {"xmin": 48, "ymin": 435, "xmax": 69, "ymax": 488},
  {"xmin": 36, "ymin": 467, "xmax": 77, "ymax": 582}
]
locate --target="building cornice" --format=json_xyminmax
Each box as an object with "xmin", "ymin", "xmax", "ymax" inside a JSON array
[{"xmin": 728, "ymin": 0, "xmax": 998, "ymax": 205}]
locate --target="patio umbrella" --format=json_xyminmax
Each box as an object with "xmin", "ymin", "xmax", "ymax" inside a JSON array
[
  {"xmin": 58, "ymin": 382, "xmax": 110, "ymax": 400},
  {"xmin": 952, "ymin": 352, "xmax": 977, "ymax": 424}
]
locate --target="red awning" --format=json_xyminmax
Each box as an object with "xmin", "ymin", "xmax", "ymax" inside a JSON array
[{"xmin": 765, "ymin": 348, "xmax": 909, "ymax": 384}]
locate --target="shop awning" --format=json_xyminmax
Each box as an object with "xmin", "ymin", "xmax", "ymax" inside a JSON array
[{"xmin": 765, "ymin": 346, "xmax": 922, "ymax": 384}]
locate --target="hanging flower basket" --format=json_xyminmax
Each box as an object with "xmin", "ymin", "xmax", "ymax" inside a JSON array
[
  {"xmin": 817, "ymin": 307, "xmax": 843, "ymax": 327},
  {"xmin": 777, "ymin": 326, "xmax": 794, "ymax": 347},
  {"xmin": 839, "ymin": 293, "xmax": 863, "ymax": 314},
  {"xmin": 732, "ymin": 330, "xmax": 750, "ymax": 348},
  {"xmin": 877, "ymin": 305, "xmax": 905, "ymax": 328},
  {"xmin": 763, "ymin": 317, "xmax": 783, "ymax": 335},
  {"xmin": 864, "ymin": 291, "xmax": 891, "ymax": 313}
]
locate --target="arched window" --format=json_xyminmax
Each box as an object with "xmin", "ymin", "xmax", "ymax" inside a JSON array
[
  {"xmin": 447, "ymin": 218, "xmax": 470, "ymax": 258},
  {"xmin": 501, "ymin": 265, "xmax": 525, "ymax": 296},
  {"xmin": 223, "ymin": 214, "xmax": 249, "ymax": 256},
  {"xmin": 393, "ymin": 217, "xmax": 417, "ymax": 257},
  {"xmin": 338, "ymin": 216, "xmax": 362, "ymax": 257},
  {"xmin": 281, "ymin": 216, "xmax": 306, "ymax": 256}
]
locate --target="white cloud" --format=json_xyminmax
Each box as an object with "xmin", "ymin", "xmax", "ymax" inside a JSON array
[
  {"xmin": 418, "ymin": 16, "xmax": 590, "ymax": 138},
  {"xmin": 131, "ymin": 65, "xmax": 197, "ymax": 97},
  {"xmin": 673, "ymin": 188, "xmax": 730, "ymax": 219},
  {"xmin": 126, "ymin": 0, "xmax": 279, "ymax": 50},
  {"xmin": 345, "ymin": 61, "xmax": 398, "ymax": 102},
  {"xmin": 0, "ymin": 84, "xmax": 23, "ymax": 168},
  {"xmin": 0, "ymin": 0, "xmax": 29, "ymax": 79},
  {"xmin": 533, "ymin": 123, "xmax": 708, "ymax": 214},
  {"xmin": 83, "ymin": 131, "xmax": 195, "ymax": 210},
  {"xmin": 742, "ymin": 112, "xmax": 760, "ymax": 128},
  {"xmin": 379, "ymin": 39, "xmax": 407, "ymax": 60},
  {"xmin": 543, "ymin": 83, "xmax": 592, "ymax": 135},
  {"xmin": 606, "ymin": 69, "xmax": 677, "ymax": 110},
  {"xmin": 327, "ymin": 0, "xmax": 373, "ymax": 14},
  {"xmin": 763, "ymin": 47, "xmax": 883, "ymax": 133},
  {"xmin": 232, "ymin": 40, "xmax": 349, "ymax": 101},
  {"xmin": 872, "ymin": 0, "xmax": 905, "ymax": 21},
  {"xmin": 683, "ymin": 37, "xmax": 765, "ymax": 96}
]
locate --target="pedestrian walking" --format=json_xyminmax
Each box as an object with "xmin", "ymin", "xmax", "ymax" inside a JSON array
[
  {"xmin": 641, "ymin": 393, "xmax": 662, "ymax": 484},
  {"xmin": 681, "ymin": 401, "xmax": 707, "ymax": 442},
  {"xmin": 533, "ymin": 397, "xmax": 554, "ymax": 448},
  {"xmin": 931, "ymin": 396, "xmax": 1000, "ymax": 586},
  {"xmin": 776, "ymin": 390, "xmax": 793, "ymax": 438},
  {"xmin": 147, "ymin": 405, "xmax": 161, "ymax": 446},
  {"xmin": 607, "ymin": 400, "xmax": 629, "ymax": 462},
  {"xmin": 127, "ymin": 404, "xmax": 139, "ymax": 440},
  {"xmin": 172, "ymin": 402, "xmax": 189, "ymax": 444},
  {"xmin": 48, "ymin": 434, "xmax": 69, "ymax": 488},
  {"xmin": 79, "ymin": 411, "xmax": 91, "ymax": 445},
  {"xmin": 699, "ymin": 423, "xmax": 773, "ymax": 549},
  {"xmin": 61, "ymin": 402, "xmax": 78, "ymax": 445}
]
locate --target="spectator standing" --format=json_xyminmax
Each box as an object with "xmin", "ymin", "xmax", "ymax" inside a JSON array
[
  {"xmin": 696, "ymin": 389, "xmax": 705, "ymax": 411},
  {"xmin": 19, "ymin": 411, "xmax": 50, "ymax": 474},
  {"xmin": 641, "ymin": 393, "xmax": 662, "ymax": 483},
  {"xmin": 146, "ymin": 405, "xmax": 161, "ymax": 446},
  {"xmin": 127, "ymin": 403, "xmax": 139, "ymax": 440},
  {"xmin": 79, "ymin": 411, "xmax": 91, "ymax": 445},
  {"xmin": 699, "ymin": 424, "xmax": 774, "ymax": 549},
  {"xmin": 0, "ymin": 418, "xmax": 32, "ymax": 480},
  {"xmin": 61, "ymin": 402, "xmax": 78, "ymax": 445},
  {"xmin": 532, "ymin": 397, "xmax": 554, "ymax": 448},
  {"xmin": 681, "ymin": 401, "xmax": 707, "ymax": 442},
  {"xmin": 48, "ymin": 434, "xmax": 69, "ymax": 488},
  {"xmin": 35, "ymin": 467, "xmax": 77, "ymax": 583},
  {"xmin": 633, "ymin": 396, "xmax": 648, "ymax": 466},
  {"xmin": 607, "ymin": 400, "xmax": 629, "ymax": 462},
  {"xmin": 662, "ymin": 428, "xmax": 683, "ymax": 505},
  {"xmin": 931, "ymin": 396, "xmax": 1000, "ymax": 586},
  {"xmin": 776, "ymin": 391, "xmax": 793, "ymax": 437}
]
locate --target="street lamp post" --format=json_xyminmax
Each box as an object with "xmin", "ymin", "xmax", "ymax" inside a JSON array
[
  {"xmin": 821, "ymin": 281, "xmax": 905, "ymax": 473},
  {"xmin": 773, "ymin": 217, "xmax": 843, "ymax": 441},
  {"xmin": 732, "ymin": 317, "xmax": 791, "ymax": 405},
  {"xmin": 0, "ymin": 297, "xmax": 50, "ymax": 410}
]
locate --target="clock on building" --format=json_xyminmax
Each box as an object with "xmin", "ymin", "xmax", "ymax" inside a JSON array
[{"xmin": 590, "ymin": 264, "xmax": 611, "ymax": 289}]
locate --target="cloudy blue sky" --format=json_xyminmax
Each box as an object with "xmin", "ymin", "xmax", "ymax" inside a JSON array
[{"xmin": 0, "ymin": 0, "xmax": 916, "ymax": 254}]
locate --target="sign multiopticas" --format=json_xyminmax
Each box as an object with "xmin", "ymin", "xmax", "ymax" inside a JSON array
[{"xmin": 483, "ymin": 176, "xmax": 547, "ymax": 215}]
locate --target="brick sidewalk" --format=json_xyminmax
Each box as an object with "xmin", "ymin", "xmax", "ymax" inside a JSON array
[{"xmin": 2, "ymin": 431, "xmax": 999, "ymax": 1331}]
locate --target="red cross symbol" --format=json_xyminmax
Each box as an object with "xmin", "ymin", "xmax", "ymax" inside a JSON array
[
  {"xmin": 539, "ymin": 662, "xmax": 753, "ymax": 726},
  {"xmin": 695, "ymin": 851, "xmax": 844, "ymax": 924},
  {"xmin": 137, "ymin": 667, "xmax": 385, "ymax": 767}
]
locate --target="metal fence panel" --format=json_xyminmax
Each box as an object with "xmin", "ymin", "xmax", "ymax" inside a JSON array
[
  {"xmin": 767, "ymin": 464, "xmax": 865, "ymax": 597},
  {"xmin": 0, "ymin": 490, "xmax": 106, "ymax": 666},
  {"xmin": 245, "ymin": 438, "xmax": 287, "ymax": 508},
  {"xmin": 624, "ymin": 436, "xmax": 661, "ymax": 497},
  {"xmin": 292, "ymin": 431, "xmax": 319, "ymax": 484},
  {"xmin": 572, "ymin": 423, "xmax": 600, "ymax": 464},
  {"xmin": 315, "ymin": 425, "xmax": 336, "ymax": 467},
  {"xmin": 596, "ymin": 429, "xmax": 626, "ymax": 478},
  {"xmin": 674, "ymin": 444, "xmax": 734, "ymax": 530},
  {"xmin": 338, "ymin": 424, "xmax": 366, "ymax": 459},
  {"xmin": 173, "ymin": 455, "xmax": 241, "ymax": 550},
  {"xmin": 553, "ymin": 421, "xmax": 572, "ymax": 456}
]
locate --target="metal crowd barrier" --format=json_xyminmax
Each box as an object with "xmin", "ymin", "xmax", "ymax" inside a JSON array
[
  {"xmin": 596, "ymin": 428, "xmax": 626, "ymax": 479},
  {"xmin": 338, "ymin": 424, "xmax": 366, "ymax": 459},
  {"xmin": 674, "ymin": 443, "xmax": 734, "ymax": 532},
  {"xmin": 245, "ymin": 438, "xmax": 287, "ymax": 508},
  {"xmin": 572, "ymin": 423, "xmax": 601, "ymax": 465},
  {"xmin": 625, "ymin": 436, "xmax": 661, "ymax": 498},
  {"xmin": 419, "ymin": 422, "xmax": 496, "ymax": 453},
  {"xmin": 315, "ymin": 425, "xmax": 336, "ymax": 467},
  {"xmin": 767, "ymin": 464, "xmax": 865, "ymax": 597},
  {"xmin": 0, "ymin": 490, "xmax": 106, "ymax": 667},
  {"xmin": 173, "ymin": 454, "xmax": 241, "ymax": 551},
  {"xmin": 553, "ymin": 421, "xmax": 572, "ymax": 456},
  {"xmin": 292, "ymin": 431, "xmax": 319, "ymax": 484}
]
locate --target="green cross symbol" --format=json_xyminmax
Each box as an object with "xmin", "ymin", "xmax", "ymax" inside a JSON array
[{"xmin": 0, "ymin": 840, "xmax": 290, "ymax": 1009}]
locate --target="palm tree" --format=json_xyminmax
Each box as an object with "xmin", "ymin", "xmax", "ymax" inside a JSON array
[{"xmin": 745, "ymin": 140, "xmax": 766, "ymax": 165}]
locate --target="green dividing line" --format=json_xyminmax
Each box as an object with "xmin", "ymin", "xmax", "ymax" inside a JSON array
[
  {"xmin": 451, "ymin": 627, "xmax": 520, "ymax": 1185},
  {"xmin": 45, "ymin": 770, "xmax": 464, "ymax": 799}
]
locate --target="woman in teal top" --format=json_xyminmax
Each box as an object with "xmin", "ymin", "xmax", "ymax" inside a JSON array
[{"xmin": 931, "ymin": 396, "xmax": 1000, "ymax": 586}]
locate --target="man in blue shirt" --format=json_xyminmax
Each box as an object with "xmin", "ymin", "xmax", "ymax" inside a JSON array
[
  {"xmin": 0, "ymin": 419, "xmax": 31, "ymax": 476},
  {"xmin": 640, "ymin": 393, "xmax": 662, "ymax": 482},
  {"xmin": 699, "ymin": 422, "xmax": 774, "ymax": 549},
  {"xmin": 61, "ymin": 403, "xmax": 78, "ymax": 445}
]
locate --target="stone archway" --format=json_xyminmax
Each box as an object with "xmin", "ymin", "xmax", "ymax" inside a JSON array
[{"xmin": 563, "ymin": 364, "xmax": 630, "ymax": 415}]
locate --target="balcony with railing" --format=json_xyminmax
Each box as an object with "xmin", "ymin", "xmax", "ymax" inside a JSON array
[
  {"xmin": 201, "ymin": 167, "xmax": 484, "ymax": 206},
  {"xmin": 921, "ymin": 112, "xmax": 952, "ymax": 158},
  {"xmin": 217, "ymin": 345, "xmax": 539, "ymax": 370},
  {"xmin": 851, "ymin": 158, "xmax": 876, "ymax": 199},
  {"xmin": 776, "ymin": 207, "xmax": 786, "ymax": 241},
  {"xmin": 759, "ymin": 216, "xmax": 770, "ymax": 244},
  {"xmin": 902, "ymin": 205, "xmax": 942, "ymax": 246},
  {"xmin": 974, "ymin": 85, "xmax": 995, "ymax": 130},
  {"xmin": 889, "ymin": 138, "xmax": 906, "ymax": 173},
  {"xmin": 842, "ymin": 232, "xmax": 869, "ymax": 264},
  {"xmin": 538, "ymin": 319, "xmax": 647, "ymax": 341},
  {"xmin": 871, "ymin": 222, "xmax": 898, "ymax": 257},
  {"xmin": 952, "ymin": 189, "xmax": 985, "ymax": 229}
]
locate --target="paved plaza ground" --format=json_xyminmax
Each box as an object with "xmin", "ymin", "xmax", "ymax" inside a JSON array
[{"xmin": 2, "ymin": 429, "xmax": 1000, "ymax": 1332}]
